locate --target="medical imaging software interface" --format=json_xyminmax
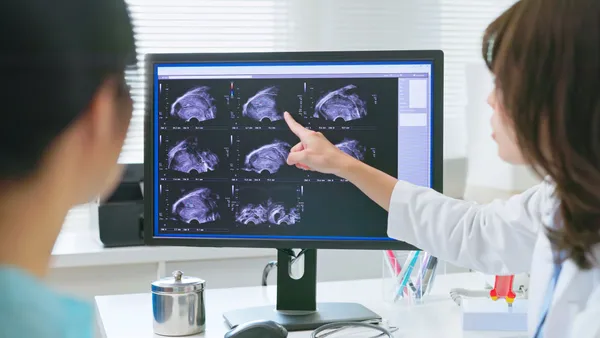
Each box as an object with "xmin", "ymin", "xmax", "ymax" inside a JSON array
[{"xmin": 153, "ymin": 61, "xmax": 433, "ymax": 240}]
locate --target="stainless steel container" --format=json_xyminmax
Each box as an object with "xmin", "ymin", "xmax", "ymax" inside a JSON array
[{"xmin": 152, "ymin": 270, "xmax": 206, "ymax": 336}]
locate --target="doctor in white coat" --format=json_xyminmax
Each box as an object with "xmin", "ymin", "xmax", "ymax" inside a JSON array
[{"xmin": 283, "ymin": 1, "xmax": 600, "ymax": 337}]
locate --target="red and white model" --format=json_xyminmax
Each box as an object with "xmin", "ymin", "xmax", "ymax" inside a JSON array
[{"xmin": 489, "ymin": 275, "xmax": 516, "ymax": 305}]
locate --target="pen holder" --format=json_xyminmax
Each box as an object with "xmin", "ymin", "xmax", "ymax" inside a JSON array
[{"xmin": 381, "ymin": 250, "xmax": 440, "ymax": 304}]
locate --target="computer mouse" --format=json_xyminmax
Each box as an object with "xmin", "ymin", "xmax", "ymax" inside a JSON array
[{"xmin": 224, "ymin": 320, "xmax": 288, "ymax": 338}]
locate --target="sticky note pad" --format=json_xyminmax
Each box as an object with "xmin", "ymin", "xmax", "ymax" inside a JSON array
[{"xmin": 461, "ymin": 298, "xmax": 528, "ymax": 332}]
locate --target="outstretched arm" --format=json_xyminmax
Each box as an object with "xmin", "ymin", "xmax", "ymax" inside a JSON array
[
  {"xmin": 337, "ymin": 157, "xmax": 398, "ymax": 211},
  {"xmin": 283, "ymin": 111, "xmax": 399, "ymax": 212},
  {"xmin": 340, "ymin": 154, "xmax": 545, "ymax": 274},
  {"xmin": 385, "ymin": 180, "xmax": 547, "ymax": 274},
  {"xmin": 283, "ymin": 111, "xmax": 545, "ymax": 275}
]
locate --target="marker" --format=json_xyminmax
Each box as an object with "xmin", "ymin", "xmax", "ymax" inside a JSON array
[
  {"xmin": 394, "ymin": 251, "xmax": 421, "ymax": 302},
  {"xmin": 383, "ymin": 251, "xmax": 405, "ymax": 298},
  {"xmin": 385, "ymin": 250, "xmax": 402, "ymax": 275},
  {"xmin": 383, "ymin": 251, "xmax": 398, "ymax": 279},
  {"xmin": 413, "ymin": 254, "xmax": 430, "ymax": 297},
  {"xmin": 396, "ymin": 251, "xmax": 415, "ymax": 296},
  {"xmin": 417, "ymin": 256, "xmax": 438, "ymax": 296},
  {"xmin": 423, "ymin": 258, "xmax": 439, "ymax": 295}
]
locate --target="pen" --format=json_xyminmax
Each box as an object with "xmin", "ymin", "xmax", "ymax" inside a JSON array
[
  {"xmin": 396, "ymin": 252, "xmax": 415, "ymax": 283},
  {"xmin": 394, "ymin": 251, "xmax": 421, "ymax": 301},
  {"xmin": 407, "ymin": 280, "xmax": 417, "ymax": 295},
  {"xmin": 385, "ymin": 250, "xmax": 402, "ymax": 275},
  {"xmin": 403, "ymin": 252, "xmax": 421, "ymax": 298},
  {"xmin": 383, "ymin": 251, "xmax": 399, "ymax": 278},
  {"xmin": 416, "ymin": 253, "xmax": 430, "ymax": 283},
  {"xmin": 417, "ymin": 256, "xmax": 437, "ymax": 296},
  {"xmin": 423, "ymin": 258, "xmax": 439, "ymax": 295},
  {"xmin": 383, "ymin": 251, "xmax": 407, "ymax": 299},
  {"xmin": 413, "ymin": 254, "xmax": 431, "ymax": 297},
  {"xmin": 396, "ymin": 251, "xmax": 415, "ymax": 296}
]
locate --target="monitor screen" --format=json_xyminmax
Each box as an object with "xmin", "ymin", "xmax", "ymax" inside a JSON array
[{"xmin": 145, "ymin": 51, "xmax": 442, "ymax": 250}]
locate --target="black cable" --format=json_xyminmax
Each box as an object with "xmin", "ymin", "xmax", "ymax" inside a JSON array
[
  {"xmin": 261, "ymin": 249, "xmax": 308, "ymax": 286},
  {"xmin": 280, "ymin": 248, "xmax": 296, "ymax": 257},
  {"xmin": 311, "ymin": 322, "xmax": 395, "ymax": 338},
  {"xmin": 261, "ymin": 260, "xmax": 277, "ymax": 286}
]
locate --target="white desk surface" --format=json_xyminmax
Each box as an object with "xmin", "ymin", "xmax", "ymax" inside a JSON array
[{"xmin": 96, "ymin": 272, "xmax": 527, "ymax": 338}]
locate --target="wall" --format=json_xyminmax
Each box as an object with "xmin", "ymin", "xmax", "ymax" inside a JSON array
[
  {"xmin": 48, "ymin": 248, "xmax": 465, "ymax": 302},
  {"xmin": 463, "ymin": 62, "xmax": 540, "ymax": 202},
  {"xmin": 47, "ymin": 249, "xmax": 462, "ymax": 301},
  {"xmin": 47, "ymin": 251, "xmax": 380, "ymax": 300}
]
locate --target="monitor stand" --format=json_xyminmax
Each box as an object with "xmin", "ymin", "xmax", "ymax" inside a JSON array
[{"xmin": 222, "ymin": 249, "xmax": 382, "ymax": 332}]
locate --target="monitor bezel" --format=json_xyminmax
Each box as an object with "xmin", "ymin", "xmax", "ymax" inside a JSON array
[{"xmin": 143, "ymin": 50, "xmax": 443, "ymax": 250}]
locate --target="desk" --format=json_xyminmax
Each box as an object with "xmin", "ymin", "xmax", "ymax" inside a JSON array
[{"xmin": 96, "ymin": 273, "xmax": 527, "ymax": 338}]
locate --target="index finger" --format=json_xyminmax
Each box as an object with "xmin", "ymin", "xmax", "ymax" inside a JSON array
[{"xmin": 284, "ymin": 112, "xmax": 311, "ymax": 138}]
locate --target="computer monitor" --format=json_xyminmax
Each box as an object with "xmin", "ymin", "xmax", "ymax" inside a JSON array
[{"xmin": 144, "ymin": 50, "xmax": 444, "ymax": 331}]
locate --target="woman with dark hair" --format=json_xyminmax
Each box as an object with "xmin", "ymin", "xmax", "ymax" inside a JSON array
[
  {"xmin": 284, "ymin": 0, "xmax": 600, "ymax": 337},
  {"xmin": 0, "ymin": 0, "xmax": 136, "ymax": 337}
]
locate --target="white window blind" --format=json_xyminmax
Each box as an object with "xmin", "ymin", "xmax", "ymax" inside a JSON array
[
  {"xmin": 439, "ymin": 0, "xmax": 516, "ymax": 158},
  {"xmin": 119, "ymin": 0, "xmax": 515, "ymax": 163},
  {"xmin": 120, "ymin": 0, "xmax": 290, "ymax": 163}
]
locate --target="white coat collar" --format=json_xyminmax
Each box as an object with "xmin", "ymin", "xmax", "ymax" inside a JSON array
[
  {"xmin": 550, "ymin": 239, "xmax": 600, "ymax": 308},
  {"xmin": 542, "ymin": 180, "xmax": 600, "ymax": 306}
]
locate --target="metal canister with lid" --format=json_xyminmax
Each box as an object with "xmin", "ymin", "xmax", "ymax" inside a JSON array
[{"xmin": 152, "ymin": 270, "xmax": 206, "ymax": 336}]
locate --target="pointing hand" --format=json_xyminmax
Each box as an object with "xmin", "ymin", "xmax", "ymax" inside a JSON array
[{"xmin": 283, "ymin": 112, "xmax": 355, "ymax": 175}]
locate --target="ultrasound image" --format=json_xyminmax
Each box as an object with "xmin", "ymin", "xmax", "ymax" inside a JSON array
[
  {"xmin": 242, "ymin": 140, "xmax": 291, "ymax": 175},
  {"xmin": 236, "ymin": 198, "xmax": 300, "ymax": 226},
  {"xmin": 234, "ymin": 185, "xmax": 301, "ymax": 227},
  {"xmin": 170, "ymin": 86, "xmax": 217, "ymax": 122},
  {"xmin": 167, "ymin": 137, "xmax": 220, "ymax": 174},
  {"xmin": 157, "ymin": 76, "xmax": 401, "ymax": 238},
  {"xmin": 335, "ymin": 138, "xmax": 366, "ymax": 161},
  {"xmin": 314, "ymin": 84, "xmax": 367, "ymax": 122},
  {"xmin": 242, "ymin": 86, "xmax": 282, "ymax": 122},
  {"xmin": 305, "ymin": 131, "xmax": 379, "ymax": 179},
  {"xmin": 171, "ymin": 187, "xmax": 220, "ymax": 224}
]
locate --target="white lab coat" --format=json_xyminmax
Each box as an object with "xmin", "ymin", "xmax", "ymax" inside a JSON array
[{"xmin": 387, "ymin": 180, "xmax": 600, "ymax": 338}]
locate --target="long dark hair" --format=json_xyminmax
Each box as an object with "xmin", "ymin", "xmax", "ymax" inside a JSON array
[
  {"xmin": 483, "ymin": 0, "xmax": 600, "ymax": 269},
  {"xmin": 0, "ymin": 0, "xmax": 136, "ymax": 180}
]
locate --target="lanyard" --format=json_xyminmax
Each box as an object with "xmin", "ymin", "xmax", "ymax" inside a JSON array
[{"xmin": 533, "ymin": 249, "xmax": 566, "ymax": 338}]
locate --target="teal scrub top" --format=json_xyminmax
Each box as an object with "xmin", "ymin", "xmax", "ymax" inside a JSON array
[{"xmin": 0, "ymin": 266, "xmax": 94, "ymax": 338}]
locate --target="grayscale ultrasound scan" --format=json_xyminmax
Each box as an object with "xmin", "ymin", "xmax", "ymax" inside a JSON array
[
  {"xmin": 171, "ymin": 187, "xmax": 220, "ymax": 224},
  {"xmin": 242, "ymin": 86, "xmax": 282, "ymax": 122},
  {"xmin": 236, "ymin": 198, "xmax": 300, "ymax": 226},
  {"xmin": 335, "ymin": 138, "xmax": 366, "ymax": 161},
  {"xmin": 314, "ymin": 84, "xmax": 367, "ymax": 122},
  {"xmin": 167, "ymin": 137, "xmax": 219, "ymax": 174},
  {"xmin": 156, "ymin": 75, "xmax": 400, "ymax": 238},
  {"xmin": 242, "ymin": 140, "xmax": 291, "ymax": 174},
  {"xmin": 170, "ymin": 86, "xmax": 217, "ymax": 122}
]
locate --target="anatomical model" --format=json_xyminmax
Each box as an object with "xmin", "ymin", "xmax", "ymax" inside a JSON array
[{"xmin": 489, "ymin": 275, "xmax": 517, "ymax": 305}]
